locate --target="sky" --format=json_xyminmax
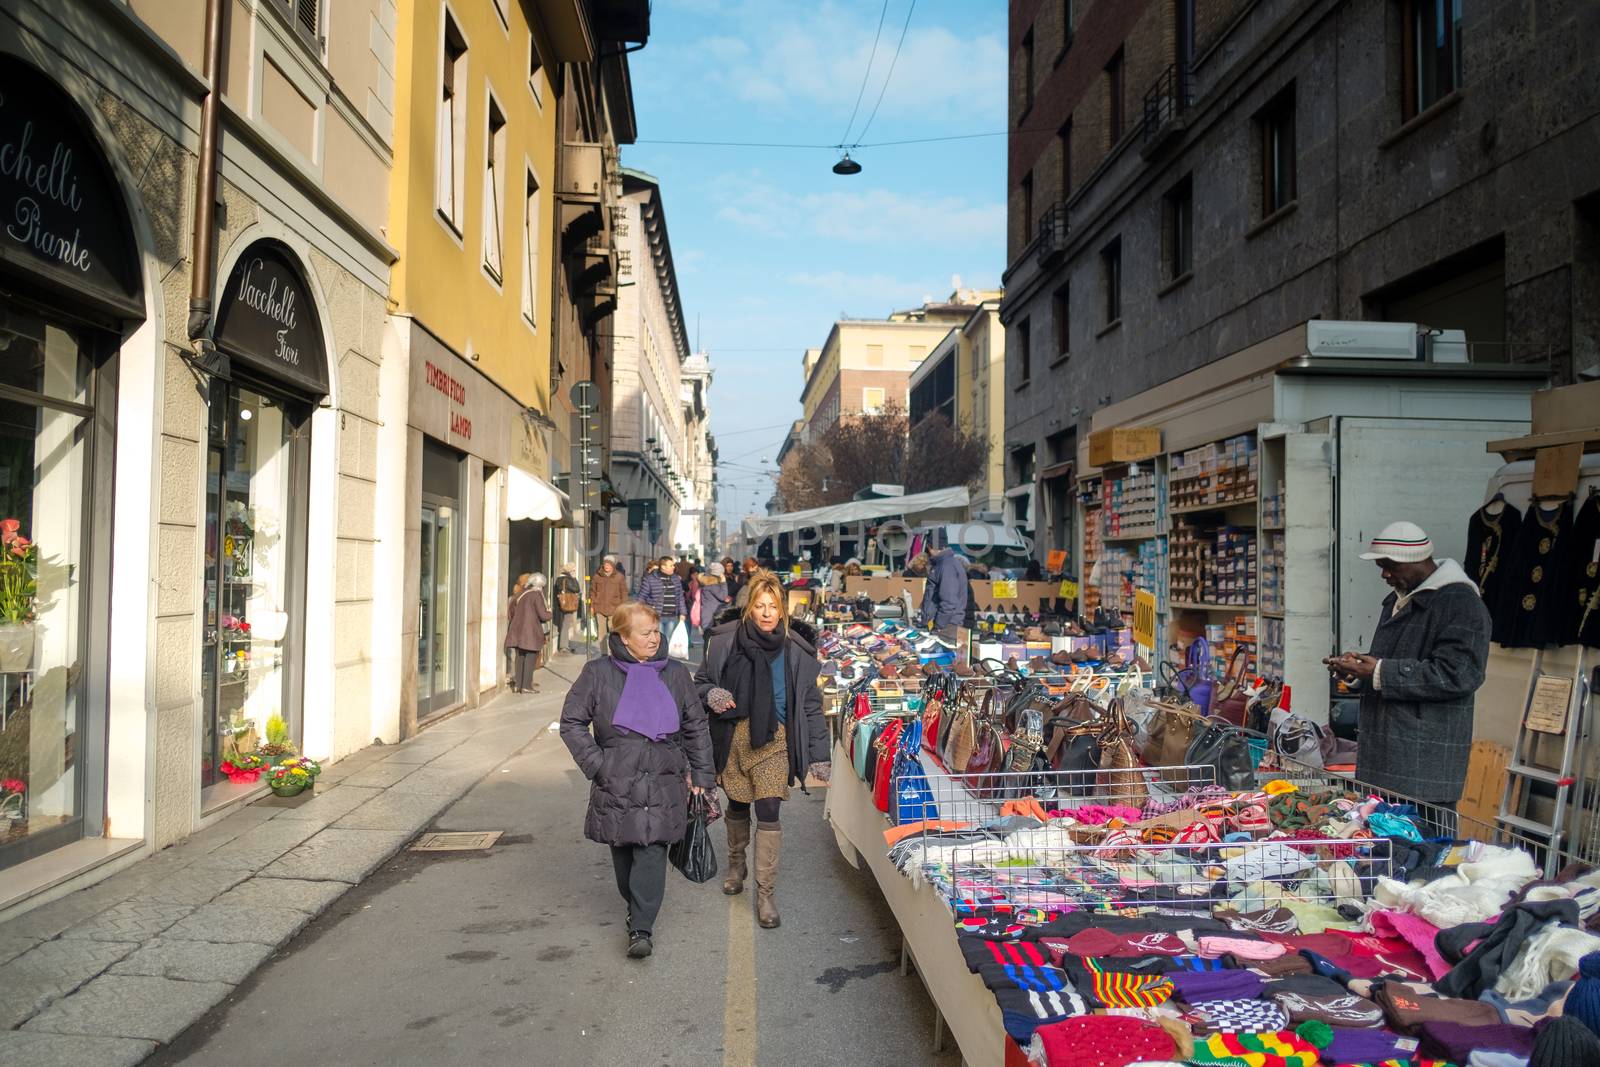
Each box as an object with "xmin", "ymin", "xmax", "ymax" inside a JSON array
[{"xmin": 624, "ymin": 0, "xmax": 1008, "ymax": 529}]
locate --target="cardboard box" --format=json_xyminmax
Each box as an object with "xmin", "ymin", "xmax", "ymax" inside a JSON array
[{"xmin": 1089, "ymin": 427, "xmax": 1163, "ymax": 468}]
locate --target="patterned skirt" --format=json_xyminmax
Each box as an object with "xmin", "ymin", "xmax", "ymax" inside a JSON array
[{"xmin": 721, "ymin": 719, "xmax": 790, "ymax": 803}]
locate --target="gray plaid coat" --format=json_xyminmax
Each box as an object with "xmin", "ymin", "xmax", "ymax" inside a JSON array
[{"xmin": 1355, "ymin": 562, "xmax": 1491, "ymax": 803}]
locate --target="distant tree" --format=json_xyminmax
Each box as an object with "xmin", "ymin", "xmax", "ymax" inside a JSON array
[
  {"xmin": 773, "ymin": 405, "xmax": 990, "ymax": 511},
  {"xmin": 906, "ymin": 413, "xmax": 989, "ymax": 494}
]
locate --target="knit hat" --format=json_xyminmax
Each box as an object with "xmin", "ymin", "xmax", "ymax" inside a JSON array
[
  {"xmin": 1562, "ymin": 950, "xmax": 1600, "ymax": 1038},
  {"xmin": 1186, "ymin": 998, "xmax": 1291, "ymax": 1034},
  {"xmin": 1320, "ymin": 1026, "xmax": 1418, "ymax": 1066},
  {"xmin": 1359, "ymin": 521, "xmax": 1434, "ymax": 563},
  {"xmin": 708, "ymin": 561, "xmax": 725, "ymax": 577},
  {"xmin": 1025, "ymin": 1015, "xmax": 1177, "ymax": 1067},
  {"xmin": 1530, "ymin": 1015, "xmax": 1600, "ymax": 1067},
  {"xmin": 1188, "ymin": 1030, "xmax": 1319, "ymax": 1067}
]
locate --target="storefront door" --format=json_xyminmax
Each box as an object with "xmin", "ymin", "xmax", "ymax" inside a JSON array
[{"xmin": 418, "ymin": 439, "xmax": 463, "ymax": 717}]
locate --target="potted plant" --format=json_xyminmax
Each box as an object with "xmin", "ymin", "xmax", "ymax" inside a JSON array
[
  {"xmin": 267, "ymin": 756, "xmax": 320, "ymax": 797},
  {"xmin": 1, "ymin": 777, "xmax": 24, "ymax": 820},
  {"xmin": 0, "ymin": 520, "xmax": 38, "ymax": 672},
  {"xmin": 256, "ymin": 714, "xmax": 296, "ymax": 766},
  {"xmin": 219, "ymin": 751, "xmax": 266, "ymax": 784}
]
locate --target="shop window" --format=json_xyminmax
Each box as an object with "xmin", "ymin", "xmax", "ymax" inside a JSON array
[
  {"xmin": 1052, "ymin": 283, "xmax": 1070, "ymax": 361},
  {"xmin": 1105, "ymin": 48, "xmax": 1125, "ymax": 145},
  {"xmin": 1257, "ymin": 85, "xmax": 1297, "ymax": 218},
  {"xmin": 1015, "ymin": 318, "xmax": 1031, "ymax": 386},
  {"xmin": 0, "ymin": 309, "xmax": 93, "ymax": 867},
  {"xmin": 1402, "ymin": 0, "xmax": 1463, "ymax": 120},
  {"xmin": 1101, "ymin": 238, "xmax": 1122, "ymax": 324},
  {"xmin": 482, "ymin": 95, "xmax": 507, "ymax": 284},
  {"xmin": 419, "ymin": 439, "xmax": 464, "ymax": 717},
  {"xmin": 436, "ymin": 12, "xmax": 468, "ymax": 232},
  {"xmin": 861, "ymin": 387, "xmax": 886, "ymax": 415},
  {"xmin": 522, "ymin": 168, "xmax": 540, "ymax": 326},
  {"xmin": 1164, "ymin": 175, "xmax": 1193, "ymax": 281}
]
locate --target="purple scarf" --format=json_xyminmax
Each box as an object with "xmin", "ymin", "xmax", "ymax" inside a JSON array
[{"xmin": 609, "ymin": 638, "xmax": 679, "ymax": 741}]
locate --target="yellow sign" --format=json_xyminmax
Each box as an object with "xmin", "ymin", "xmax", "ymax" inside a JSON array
[
  {"xmin": 1058, "ymin": 578, "xmax": 1079, "ymax": 602},
  {"xmin": 1132, "ymin": 589, "xmax": 1158, "ymax": 650},
  {"xmin": 992, "ymin": 579, "xmax": 1018, "ymax": 599}
]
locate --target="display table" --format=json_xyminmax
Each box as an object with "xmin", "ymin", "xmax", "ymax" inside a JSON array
[{"xmin": 823, "ymin": 741, "xmax": 1029, "ymax": 1067}]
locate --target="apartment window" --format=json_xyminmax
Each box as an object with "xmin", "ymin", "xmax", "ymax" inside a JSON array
[
  {"xmin": 482, "ymin": 95, "xmax": 507, "ymax": 283},
  {"xmin": 1402, "ymin": 0, "xmax": 1463, "ymax": 120},
  {"xmin": 1258, "ymin": 86, "xmax": 1297, "ymax": 217},
  {"xmin": 865, "ymin": 343, "xmax": 884, "ymax": 367},
  {"xmin": 862, "ymin": 387, "xmax": 886, "ymax": 414},
  {"xmin": 1058, "ymin": 120, "xmax": 1073, "ymax": 202},
  {"xmin": 1164, "ymin": 175, "xmax": 1194, "ymax": 280},
  {"xmin": 1101, "ymin": 238, "xmax": 1122, "ymax": 324},
  {"xmin": 436, "ymin": 13, "xmax": 467, "ymax": 231},
  {"xmin": 1020, "ymin": 172, "xmax": 1034, "ymax": 245},
  {"xmin": 908, "ymin": 345, "xmax": 926, "ymax": 364},
  {"xmin": 1020, "ymin": 29, "xmax": 1036, "ymax": 117},
  {"xmin": 273, "ymin": 0, "xmax": 320, "ymax": 47},
  {"xmin": 1015, "ymin": 319, "xmax": 1032, "ymax": 386},
  {"xmin": 1012, "ymin": 444, "xmax": 1036, "ymax": 484},
  {"xmin": 528, "ymin": 33, "xmax": 545, "ymax": 102},
  {"xmin": 521, "ymin": 169, "xmax": 540, "ymax": 324},
  {"xmin": 1063, "ymin": 1, "xmax": 1076, "ymax": 49},
  {"xmin": 489, "ymin": 0, "xmax": 508, "ymax": 30},
  {"xmin": 1105, "ymin": 48, "xmax": 1125, "ymax": 145},
  {"xmin": 1176, "ymin": 0, "xmax": 1196, "ymax": 70},
  {"xmin": 1052, "ymin": 283, "xmax": 1070, "ymax": 360}
]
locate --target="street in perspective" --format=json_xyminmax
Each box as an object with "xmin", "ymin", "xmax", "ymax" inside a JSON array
[{"xmin": 3, "ymin": 1, "xmax": 1600, "ymax": 1066}]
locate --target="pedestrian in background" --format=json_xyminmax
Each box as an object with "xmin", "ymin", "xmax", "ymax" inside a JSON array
[
  {"xmin": 697, "ymin": 562, "xmax": 731, "ymax": 643},
  {"xmin": 902, "ymin": 552, "xmax": 929, "ymax": 579},
  {"xmin": 638, "ymin": 555, "xmax": 686, "ymax": 648},
  {"xmin": 504, "ymin": 573, "xmax": 527, "ymax": 687},
  {"xmin": 560, "ymin": 601, "xmax": 714, "ymax": 959},
  {"xmin": 590, "ymin": 555, "xmax": 627, "ymax": 643},
  {"xmin": 918, "ymin": 546, "xmax": 968, "ymax": 641},
  {"xmin": 507, "ymin": 572, "xmax": 551, "ymax": 692},
  {"xmin": 697, "ymin": 570, "xmax": 829, "ymax": 929},
  {"xmin": 734, "ymin": 556, "xmax": 760, "ymax": 608},
  {"xmin": 553, "ymin": 563, "xmax": 582, "ymax": 654},
  {"xmin": 721, "ymin": 556, "xmax": 741, "ymax": 603}
]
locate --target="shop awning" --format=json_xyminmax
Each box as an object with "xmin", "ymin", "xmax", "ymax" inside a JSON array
[
  {"xmin": 1039, "ymin": 460, "xmax": 1074, "ymax": 480},
  {"xmin": 741, "ymin": 485, "xmax": 969, "ymax": 541},
  {"xmin": 507, "ymin": 467, "xmax": 572, "ymax": 525}
]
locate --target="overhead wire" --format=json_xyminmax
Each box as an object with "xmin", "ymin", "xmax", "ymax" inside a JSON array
[
  {"xmin": 851, "ymin": 0, "xmax": 918, "ymax": 146},
  {"xmin": 839, "ymin": 0, "xmax": 892, "ymax": 147}
]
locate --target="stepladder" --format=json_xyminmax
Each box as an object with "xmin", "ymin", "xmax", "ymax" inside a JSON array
[{"xmin": 1498, "ymin": 647, "xmax": 1595, "ymax": 876}]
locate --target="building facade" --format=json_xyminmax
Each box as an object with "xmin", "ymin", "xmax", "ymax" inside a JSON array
[
  {"xmin": 1001, "ymin": 0, "xmax": 1600, "ymax": 561},
  {"xmin": 0, "ymin": 0, "xmax": 398, "ymax": 900},
  {"xmin": 676, "ymin": 352, "xmax": 718, "ymax": 557},
  {"xmin": 609, "ymin": 169, "xmax": 693, "ymax": 576},
  {"xmin": 907, "ymin": 292, "xmax": 1008, "ymax": 518}
]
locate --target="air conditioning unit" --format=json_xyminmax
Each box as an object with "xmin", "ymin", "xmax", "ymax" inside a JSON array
[
  {"xmin": 1426, "ymin": 328, "xmax": 1470, "ymax": 364},
  {"xmin": 1305, "ymin": 320, "xmax": 1418, "ymax": 361},
  {"xmin": 560, "ymin": 142, "xmax": 603, "ymax": 200}
]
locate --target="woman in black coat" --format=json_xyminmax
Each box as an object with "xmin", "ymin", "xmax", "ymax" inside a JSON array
[
  {"xmin": 560, "ymin": 601, "xmax": 715, "ymax": 959},
  {"xmin": 695, "ymin": 570, "xmax": 829, "ymax": 929}
]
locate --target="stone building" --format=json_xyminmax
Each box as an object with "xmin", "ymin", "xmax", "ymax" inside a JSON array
[
  {"xmin": 908, "ymin": 292, "xmax": 1008, "ymax": 519},
  {"xmin": 1001, "ymin": 0, "xmax": 1600, "ymax": 558}
]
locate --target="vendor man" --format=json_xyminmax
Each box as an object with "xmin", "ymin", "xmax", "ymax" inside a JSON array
[{"xmin": 1323, "ymin": 521, "xmax": 1491, "ymax": 832}]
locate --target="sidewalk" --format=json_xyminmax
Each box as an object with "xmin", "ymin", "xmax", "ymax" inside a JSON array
[{"xmin": 0, "ymin": 657, "xmax": 582, "ymax": 1066}]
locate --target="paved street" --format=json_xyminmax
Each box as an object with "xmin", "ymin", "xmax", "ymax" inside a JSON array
[{"xmin": 141, "ymin": 659, "xmax": 958, "ymax": 1067}]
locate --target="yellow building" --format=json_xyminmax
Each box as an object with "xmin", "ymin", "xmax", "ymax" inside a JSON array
[{"xmin": 384, "ymin": 1, "xmax": 642, "ymax": 731}]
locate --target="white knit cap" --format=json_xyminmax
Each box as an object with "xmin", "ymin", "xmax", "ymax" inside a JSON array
[{"xmin": 1359, "ymin": 521, "xmax": 1434, "ymax": 563}]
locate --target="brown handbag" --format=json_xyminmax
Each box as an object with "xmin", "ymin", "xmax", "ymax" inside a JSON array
[
  {"xmin": 1140, "ymin": 699, "xmax": 1206, "ymax": 778},
  {"xmin": 1096, "ymin": 698, "xmax": 1149, "ymax": 805},
  {"xmin": 558, "ymin": 591, "xmax": 580, "ymax": 614},
  {"xmin": 1211, "ymin": 646, "xmax": 1253, "ymax": 726},
  {"xmin": 944, "ymin": 689, "xmax": 979, "ymax": 772}
]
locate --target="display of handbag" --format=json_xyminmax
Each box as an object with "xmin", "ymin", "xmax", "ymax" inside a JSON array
[
  {"xmin": 1139, "ymin": 699, "xmax": 1206, "ymax": 777},
  {"xmin": 1184, "ymin": 719, "xmax": 1257, "ymax": 790},
  {"xmin": 1182, "ymin": 636, "xmax": 1215, "ymax": 714},
  {"xmin": 1095, "ymin": 698, "xmax": 1149, "ymax": 804},
  {"xmin": 942, "ymin": 686, "xmax": 983, "ymax": 772},
  {"xmin": 1210, "ymin": 646, "xmax": 1253, "ymax": 726},
  {"xmin": 891, "ymin": 719, "xmax": 939, "ymax": 824},
  {"xmin": 871, "ymin": 718, "xmax": 908, "ymax": 813}
]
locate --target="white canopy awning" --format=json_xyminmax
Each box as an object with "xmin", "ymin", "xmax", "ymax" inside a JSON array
[
  {"xmin": 507, "ymin": 467, "xmax": 571, "ymax": 525},
  {"xmin": 741, "ymin": 485, "xmax": 969, "ymax": 541},
  {"xmin": 937, "ymin": 523, "xmax": 1029, "ymax": 549}
]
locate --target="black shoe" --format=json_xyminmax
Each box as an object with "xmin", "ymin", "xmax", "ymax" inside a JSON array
[{"xmin": 627, "ymin": 932, "xmax": 653, "ymax": 959}]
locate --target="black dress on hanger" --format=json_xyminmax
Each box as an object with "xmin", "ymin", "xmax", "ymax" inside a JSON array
[
  {"xmin": 1569, "ymin": 491, "xmax": 1600, "ymax": 648},
  {"xmin": 1465, "ymin": 500, "xmax": 1522, "ymax": 615},
  {"xmin": 1493, "ymin": 498, "xmax": 1574, "ymax": 648}
]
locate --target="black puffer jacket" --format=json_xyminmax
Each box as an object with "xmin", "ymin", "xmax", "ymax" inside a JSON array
[
  {"xmin": 560, "ymin": 637, "xmax": 715, "ymax": 847},
  {"xmin": 696, "ymin": 615, "xmax": 828, "ymax": 787}
]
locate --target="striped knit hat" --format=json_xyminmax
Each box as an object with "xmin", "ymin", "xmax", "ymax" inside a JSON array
[{"xmin": 1359, "ymin": 521, "xmax": 1433, "ymax": 563}]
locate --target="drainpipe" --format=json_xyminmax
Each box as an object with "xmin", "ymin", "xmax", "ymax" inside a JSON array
[{"xmin": 187, "ymin": 0, "xmax": 227, "ymax": 347}]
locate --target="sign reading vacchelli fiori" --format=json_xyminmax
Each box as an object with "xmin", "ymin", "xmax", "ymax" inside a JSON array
[
  {"xmin": 214, "ymin": 239, "xmax": 329, "ymax": 399},
  {"xmin": 0, "ymin": 57, "xmax": 142, "ymax": 318}
]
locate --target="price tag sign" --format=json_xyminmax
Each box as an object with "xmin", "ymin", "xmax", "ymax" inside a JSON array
[
  {"xmin": 1132, "ymin": 588, "xmax": 1158, "ymax": 650},
  {"xmin": 1058, "ymin": 578, "xmax": 1079, "ymax": 602},
  {"xmin": 1045, "ymin": 549, "xmax": 1067, "ymax": 573},
  {"xmin": 992, "ymin": 579, "xmax": 1018, "ymax": 599}
]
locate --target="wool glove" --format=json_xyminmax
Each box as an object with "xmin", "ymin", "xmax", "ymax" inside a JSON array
[
  {"xmin": 706, "ymin": 687, "xmax": 736, "ymax": 713},
  {"xmin": 808, "ymin": 761, "xmax": 832, "ymax": 783}
]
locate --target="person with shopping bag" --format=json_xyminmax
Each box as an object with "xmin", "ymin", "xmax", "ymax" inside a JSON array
[
  {"xmin": 695, "ymin": 570, "xmax": 830, "ymax": 929},
  {"xmin": 552, "ymin": 562, "xmax": 582, "ymax": 654},
  {"xmin": 559, "ymin": 601, "xmax": 715, "ymax": 959},
  {"xmin": 638, "ymin": 555, "xmax": 688, "ymax": 656}
]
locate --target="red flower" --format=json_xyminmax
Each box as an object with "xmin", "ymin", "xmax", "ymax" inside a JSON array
[
  {"xmin": 0, "ymin": 518, "xmax": 18, "ymax": 545},
  {"xmin": 219, "ymin": 761, "xmax": 237, "ymax": 775},
  {"xmin": 10, "ymin": 537, "xmax": 29, "ymax": 557},
  {"xmin": 1, "ymin": 778, "xmax": 24, "ymax": 794}
]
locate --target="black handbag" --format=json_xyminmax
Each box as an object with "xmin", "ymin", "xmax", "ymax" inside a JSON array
[
  {"xmin": 1184, "ymin": 721, "xmax": 1256, "ymax": 790},
  {"xmin": 668, "ymin": 793, "xmax": 718, "ymax": 884}
]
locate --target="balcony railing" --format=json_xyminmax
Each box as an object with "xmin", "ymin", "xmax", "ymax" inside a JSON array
[
  {"xmin": 1141, "ymin": 63, "xmax": 1193, "ymax": 148},
  {"xmin": 1035, "ymin": 202, "xmax": 1070, "ymax": 267}
]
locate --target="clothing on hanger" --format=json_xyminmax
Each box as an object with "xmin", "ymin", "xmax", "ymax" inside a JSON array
[
  {"xmin": 1466, "ymin": 499, "xmax": 1522, "ymax": 614},
  {"xmin": 1569, "ymin": 490, "xmax": 1600, "ymax": 648},
  {"xmin": 1493, "ymin": 497, "xmax": 1574, "ymax": 649}
]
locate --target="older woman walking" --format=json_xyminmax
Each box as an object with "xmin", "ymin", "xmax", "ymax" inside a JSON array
[
  {"xmin": 696, "ymin": 570, "xmax": 829, "ymax": 928},
  {"xmin": 507, "ymin": 572, "xmax": 551, "ymax": 693},
  {"xmin": 695, "ymin": 562, "xmax": 731, "ymax": 646},
  {"xmin": 560, "ymin": 601, "xmax": 715, "ymax": 958}
]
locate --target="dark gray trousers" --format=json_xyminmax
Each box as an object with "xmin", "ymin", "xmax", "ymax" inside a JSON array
[{"xmin": 610, "ymin": 843, "xmax": 669, "ymax": 935}]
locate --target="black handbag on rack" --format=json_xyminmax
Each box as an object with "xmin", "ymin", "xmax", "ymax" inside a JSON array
[{"xmin": 1184, "ymin": 721, "xmax": 1256, "ymax": 790}]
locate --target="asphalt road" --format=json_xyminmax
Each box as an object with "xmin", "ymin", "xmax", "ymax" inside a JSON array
[{"xmin": 148, "ymin": 665, "xmax": 961, "ymax": 1067}]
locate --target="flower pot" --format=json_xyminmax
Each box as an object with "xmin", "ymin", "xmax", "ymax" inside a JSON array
[
  {"xmin": 269, "ymin": 780, "xmax": 310, "ymax": 798},
  {"xmin": 0, "ymin": 622, "xmax": 34, "ymax": 672}
]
